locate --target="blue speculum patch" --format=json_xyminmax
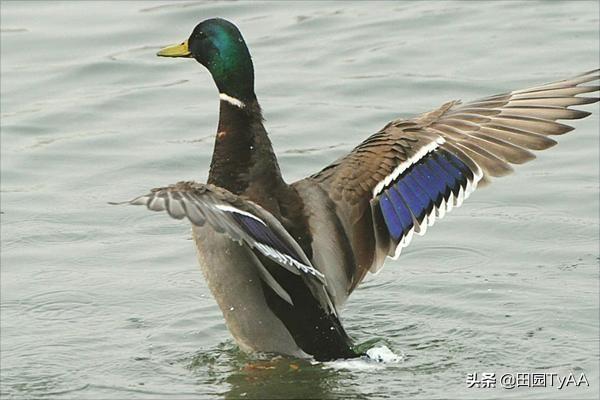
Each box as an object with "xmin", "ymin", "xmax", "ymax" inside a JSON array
[
  {"xmin": 377, "ymin": 149, "xmax": 472, "ymax": 244},
  {"xmin": 230, "ymin": 211, "xmax": 302, "ymax": 262}
]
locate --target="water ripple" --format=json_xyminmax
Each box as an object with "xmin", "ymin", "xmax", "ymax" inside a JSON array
[
  {"xmin": 18, "ymin": 290, "xmax": 99, "ymax": 322},
  {"xmin": 1, "ymin": 2, "xmax": 598, "ymax": 399}
]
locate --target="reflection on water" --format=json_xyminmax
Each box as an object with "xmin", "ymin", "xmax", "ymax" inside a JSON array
[{"xmin": 187, "ymin": 341, "xmax": 368, "ymax": 400}]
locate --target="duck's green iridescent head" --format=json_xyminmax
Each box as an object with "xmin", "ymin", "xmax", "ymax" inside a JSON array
[{"xmin": 157, "ymin": 18, "xmax": 255, "ymax": 102}]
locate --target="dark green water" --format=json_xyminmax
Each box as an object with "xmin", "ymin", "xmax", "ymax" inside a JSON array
[{"xmin": 1, "ymin": 1, "xmax": 598, "ymax": 399}]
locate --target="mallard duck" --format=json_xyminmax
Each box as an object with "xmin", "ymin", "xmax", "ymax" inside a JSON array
[{"xmin": 117, "ymin": 18, "xmax": 599, "ymax": 361}]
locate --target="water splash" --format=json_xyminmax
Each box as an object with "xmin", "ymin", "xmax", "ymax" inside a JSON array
[
  {"xmin": 365, "ymin": 345, "xmax": 402, "ymax": 363},
  {"xmin": 323, "ymin": 344, "xmax": 402, "ymax": 371}
]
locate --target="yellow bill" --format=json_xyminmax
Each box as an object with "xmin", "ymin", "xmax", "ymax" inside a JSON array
[{"xmin": 157, "ymin": 40, "xmax": 191, "ymax": 57}]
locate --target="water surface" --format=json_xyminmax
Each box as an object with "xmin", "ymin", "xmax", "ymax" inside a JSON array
[{"xmin": 1, "ymin": 1, "xmax": 599, "ymax": 399}]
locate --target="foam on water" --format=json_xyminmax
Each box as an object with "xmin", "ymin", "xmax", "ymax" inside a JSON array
[
  {"xmin": 322, "ymin": 345, "xmax": 402, "ymax": 371},
  {"xmin": 365, "ymin": 345, "xmax": 402, "ymax": 363}
]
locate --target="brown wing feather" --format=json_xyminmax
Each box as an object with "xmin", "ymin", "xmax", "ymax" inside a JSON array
[
  {"xmin": 308, "ymin": 69, "xmax": 599, "ymax": 292},
  {"xmin": 424, "ymin": 69, "xmax": 599, "ymax": 184}
]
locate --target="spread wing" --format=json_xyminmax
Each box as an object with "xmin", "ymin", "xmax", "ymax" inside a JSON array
[
  {"xmin": 112, "ymin": 181, "xmax": 326, "ymax": 305},
  {"xmin": 309, "ymin": 69, "xmax": 599, "ymax": 290}
]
